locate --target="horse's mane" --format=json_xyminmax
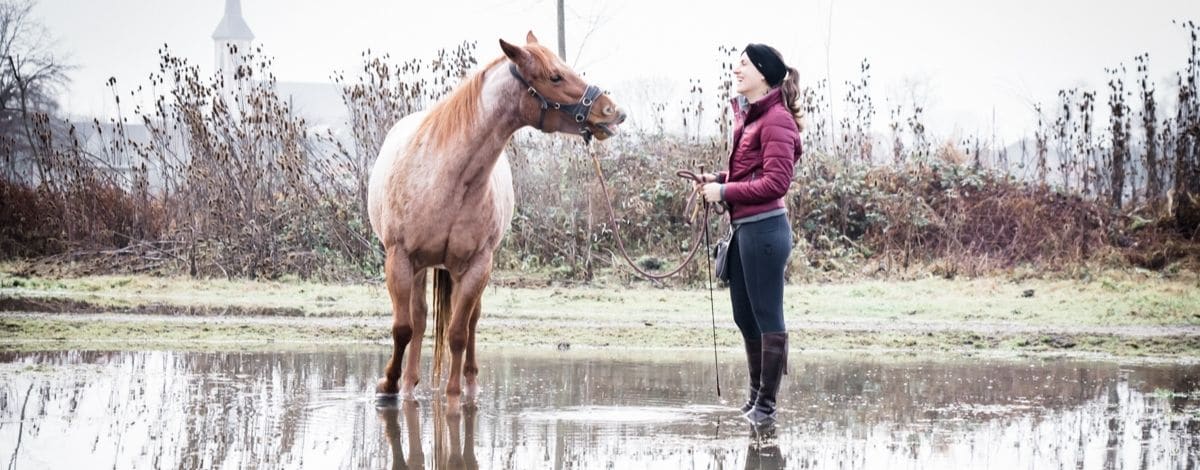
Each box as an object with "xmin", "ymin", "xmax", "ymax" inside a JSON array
[{"xmin": 411, "ymin": 56, "xmax": 509, "ymax": 152}]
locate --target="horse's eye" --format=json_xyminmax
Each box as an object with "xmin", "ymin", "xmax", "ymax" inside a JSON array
[{"xmin": 550, "ymin": 74, "xmax": 563, "ymax": 83}]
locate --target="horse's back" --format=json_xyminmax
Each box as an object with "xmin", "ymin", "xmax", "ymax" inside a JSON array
[{"xmin": 367, "ymin": 111, "xmax": 515, "ymax": 247}]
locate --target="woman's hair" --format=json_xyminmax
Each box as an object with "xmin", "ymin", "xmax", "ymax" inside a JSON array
[
  {"xmin": 780, "ymin": 65, "xmax": 805, "ymax": 132},
  {"xmin": 759, "ymin": 44, "xmax": 806, "ymax": 132}
]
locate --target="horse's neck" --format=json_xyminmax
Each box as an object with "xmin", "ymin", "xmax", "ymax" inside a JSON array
[{"xmin": 434, "ymin": 65, "xmax": 523, "ymax": 186}]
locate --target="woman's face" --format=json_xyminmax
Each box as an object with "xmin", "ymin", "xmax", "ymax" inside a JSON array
[{"xmin": 734, "ymin": 53, "xmax": 769, "ymax": 98}]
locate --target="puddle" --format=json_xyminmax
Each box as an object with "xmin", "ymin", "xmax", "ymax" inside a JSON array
[{"xmin": 0, "ymin": 349, "xmax": 1197, "ymax": 468}]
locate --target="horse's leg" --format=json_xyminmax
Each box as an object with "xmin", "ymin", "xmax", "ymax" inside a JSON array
[
  {"xmin": 377, "ymin": 405, "xmax": 404, "ymax": 469},
  {"xmin": 445, "ymin": 255, "xmax": 492, "ymax": 413},
  {"xmin": 401, "ymin": 268, "xmax": 428, "ymax": 399},
  {"xmin": 377, "ymin": 245, "xmax": 415, "ymax": 396},
  {"xmin": 462, "ymin": 401, "xmax": 478, "ymax": 468},
  {"xmin": 446, "ymin": 404, "xmax": 465, "ymax": 468},
  {"xmin": 402, "ymin": 400, "xmax": 424, "ymax": 468},
  {"xmin": 462, "ymin": 298, "xmax": 482, "ymax": 399}
]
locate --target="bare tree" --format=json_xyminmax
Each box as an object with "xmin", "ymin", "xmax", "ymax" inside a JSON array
[
  {"xmin": 0, "ymin": 0, "xmax": 71, "ymax": 179},
  {"xmin": 563, "ymin": 0, "xmax": 620, "ymax": 70}
]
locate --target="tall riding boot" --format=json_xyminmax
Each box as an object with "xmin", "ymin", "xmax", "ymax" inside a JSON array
[
  {"xmin": 745, "ymin": 332, "xmax": 788, "ymax": 425},
  {"xmin": 739, "ymin": 337, "xmax": 763, "ymax": 414}
]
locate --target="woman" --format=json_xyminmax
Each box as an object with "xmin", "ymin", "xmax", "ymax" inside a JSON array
[{"xmin": 697, "ymin": 43, "xmax": 803, "ymax": 426}]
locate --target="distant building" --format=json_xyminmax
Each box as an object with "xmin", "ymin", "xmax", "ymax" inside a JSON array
[
  {"xmin": 211, "ymin": 0, "xmax": 346, "ymax": 128},
  {"xmin": 69, "ymin": 0, "xmax": 349, "ymax": 189},
  {"xmin": 212, "ymin": 0, "xmax": 254, "ymax": 85}
]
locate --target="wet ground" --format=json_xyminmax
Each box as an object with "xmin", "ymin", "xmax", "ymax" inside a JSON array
[{"xmin": 0, "ymin": 348, "xmax": 1198, "ymax": 469}]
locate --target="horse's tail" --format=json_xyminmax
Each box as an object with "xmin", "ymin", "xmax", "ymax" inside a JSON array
[{"xmin": 431, "ymin": 268, "xmax": 453, "ymax": 384}]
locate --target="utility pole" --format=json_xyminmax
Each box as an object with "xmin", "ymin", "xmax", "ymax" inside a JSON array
[{"xmin": 557, "ymin": 0, "xmax": 566, "ymax": 61}]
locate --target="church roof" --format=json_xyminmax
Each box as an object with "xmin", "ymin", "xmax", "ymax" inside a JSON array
[{"xmin": 212, "ymin": 0, "xmax": 254, "ymax": 41}]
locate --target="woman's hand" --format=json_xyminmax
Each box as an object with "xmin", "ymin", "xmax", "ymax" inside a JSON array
[
  {"xmin": 699, "ymin": 182, "xmax": 723, "ymax": 203},
  {"xmin": 690, "ymin": 173, "xmax": 721, "ymax": 202}
]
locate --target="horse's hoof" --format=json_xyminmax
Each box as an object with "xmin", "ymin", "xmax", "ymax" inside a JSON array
[
  {"xmin": 376, "ymin": 377, "xmax": 399, "ymax": 396},
  {"xmin": 401, "ymin": 384, "xmax": 418, "ymax": 401},
  {"xmin": 374, "ymin": 394, "xmax": 401, "ymax": 408}
]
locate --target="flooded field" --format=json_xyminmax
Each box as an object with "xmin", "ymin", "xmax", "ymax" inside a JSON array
[{"xmin": 1, "ymin": 348, "xmax": 1198, "ymax": 469}]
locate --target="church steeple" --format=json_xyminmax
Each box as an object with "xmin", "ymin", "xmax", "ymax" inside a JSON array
[
  {"xmin": 212, "ymin": 0, "xmax": 254, "ymax": 41},
  {"xmin": 213, "ymin": 0, "xmax": 254, "ymax": 83}
]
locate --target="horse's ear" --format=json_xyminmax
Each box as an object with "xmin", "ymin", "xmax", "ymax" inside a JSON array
[
  {"xmin": 526, "ymin": 31, "xmax": 539, "ymax": 44},
  {"xmin": 500, "ymin": 38, "xmax": 528, "ymax": 63}
]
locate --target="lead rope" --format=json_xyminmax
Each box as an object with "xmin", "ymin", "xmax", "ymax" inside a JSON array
[
  {"xmin": 588, "ymin": 152, "xmax": 722, "ymax": 397},
  {"xmin": 588, "ymin": 153, "xmax": 708, "ymax": 280}
]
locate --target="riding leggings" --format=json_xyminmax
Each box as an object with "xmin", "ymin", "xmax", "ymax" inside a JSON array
[{"xmin": 727, "ymin": 213, "xmax": 792, "ymax": 340}]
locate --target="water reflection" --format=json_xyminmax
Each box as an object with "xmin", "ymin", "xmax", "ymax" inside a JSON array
[
  {"xmin": 377, "ymin": 401, "xmax": 481, "ymax": 470},
  {"xmin": 0, "ymin": 349, "xmax": 1197, "ymax": 469}
]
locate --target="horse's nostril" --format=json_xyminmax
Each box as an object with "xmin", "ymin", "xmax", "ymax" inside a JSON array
[{"xmin": 617, "ymin": 112, "xmax": 627, "ymax": 124}]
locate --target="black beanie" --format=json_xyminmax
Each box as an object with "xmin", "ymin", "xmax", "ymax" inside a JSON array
[{"xmin": 743, "ymin": 43, "xmax": 786, "ymax": 87}]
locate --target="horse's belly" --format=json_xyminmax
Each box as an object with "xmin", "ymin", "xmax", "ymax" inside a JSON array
[
  {"xmin": 490, "ymin": 152, "xmax": 516, "ymax": 236},
  {"xmin": 399, "ymin": 222, "xmax": 499, "ymax": 272}
]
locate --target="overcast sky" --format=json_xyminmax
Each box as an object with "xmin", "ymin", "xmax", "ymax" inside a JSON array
[{"xmin": 33, "ymin": 0, "xmax": 1200, "ymax": 143}]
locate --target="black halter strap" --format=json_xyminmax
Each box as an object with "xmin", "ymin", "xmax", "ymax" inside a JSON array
[{"xmin": 508, "ymin": 63, "xmax": 604, "ymax": 142}]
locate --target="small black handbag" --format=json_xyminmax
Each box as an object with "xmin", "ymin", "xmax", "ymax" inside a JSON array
[{"xmin": 712, "ymin": 227, "xmax": 735, "ymax": 282}]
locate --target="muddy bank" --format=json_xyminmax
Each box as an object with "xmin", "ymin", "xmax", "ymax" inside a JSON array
[
  {"xmin": 0, "ymin": 295, "xmax": 307, "ymax": 317},
  {"xmin": 3, "ymin": 310, "xmax": 1199, "ymax": 360}
]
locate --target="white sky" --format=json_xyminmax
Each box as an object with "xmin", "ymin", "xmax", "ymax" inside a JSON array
[{"xmin": 33, "ymin": 0, "xmax": 1200, "ymax": 143}]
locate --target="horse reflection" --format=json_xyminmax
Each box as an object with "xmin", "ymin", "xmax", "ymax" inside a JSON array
[{"xmin": 378, "ymin": 401, "xmax": 478, "ymax": 470}]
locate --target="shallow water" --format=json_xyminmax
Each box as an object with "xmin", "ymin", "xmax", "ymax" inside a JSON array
[{"xmin": 0, "ymin": 349, "xmax": 1197, "ymax": 469}]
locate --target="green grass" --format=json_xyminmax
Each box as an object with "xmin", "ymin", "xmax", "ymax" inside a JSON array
[
  {"xmin": 2, "ymin": 315, "xmax": 1198, "ymax": 358},
  {"xmin": 2, "ymin": 266, "xmax": 1197, "ymax": 326},
  {"xmin": 2, "ymin": 264, "xmax": 1198, "ymax": 358}
]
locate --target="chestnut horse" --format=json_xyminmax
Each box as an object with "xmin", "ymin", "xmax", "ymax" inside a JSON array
[{"xmin": 367, "ymin": 32, "xmax": 625, "ymax": 409}]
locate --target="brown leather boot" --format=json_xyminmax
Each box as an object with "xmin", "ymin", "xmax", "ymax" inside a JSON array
[
  {"xmin": 744, "ymin": 332, "xmax": 787, "ymax": 425},
  {"xmin": 739, "ymin": 337, "xmax": 763, "ymax": 414}
]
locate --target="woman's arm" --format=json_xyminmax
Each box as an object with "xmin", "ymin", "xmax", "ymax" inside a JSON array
[{"xmin": 721, "ymin": 123, "xmax": 797, "ymax": 203}]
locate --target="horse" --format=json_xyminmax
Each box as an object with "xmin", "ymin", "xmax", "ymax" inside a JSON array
[{"xmin": 367, "ymin": 31, "xmax": 625, "ymax": 410}]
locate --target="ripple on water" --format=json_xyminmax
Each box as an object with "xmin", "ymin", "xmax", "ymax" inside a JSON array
[{"xmin": 521, "ymin": 404, "xmax": 731, "ymax": 424}]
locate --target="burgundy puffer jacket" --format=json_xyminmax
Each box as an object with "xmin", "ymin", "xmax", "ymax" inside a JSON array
[{"xmin": 717, "ymin": 87, "xmax": 803, "ymax": 221}]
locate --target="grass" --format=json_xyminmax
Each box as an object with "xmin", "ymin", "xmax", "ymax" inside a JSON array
[
  {"xmin": 3, "ymin": 314, "xmax": 1198, "ymax": 359},
  {"xmin": 2, "ymin": 265, "xmax": 1197, "ymax": 326},
  {"xmin": 0, "ymin": 270, "xmax": 388, "ymax": 316},
  {"xmin": 1, "ymin": 263, "xmax": 1198, "ymax": 359},
  {"xmin": 783, "ymin": 273, "xmax": 1200, "ymax": 326}
]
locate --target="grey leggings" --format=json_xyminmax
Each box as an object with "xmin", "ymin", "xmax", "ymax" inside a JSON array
[{"xmin": 727, "ymin": 214, "xmax": 792, "ymax": 340}]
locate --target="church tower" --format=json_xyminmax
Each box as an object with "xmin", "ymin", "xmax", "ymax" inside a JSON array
[{"xmin": 212, "ymin": 0, "xmax": 254, "ymax": 83}]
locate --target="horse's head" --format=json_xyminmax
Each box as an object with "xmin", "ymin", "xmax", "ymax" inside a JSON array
[{"xmin": 500, "ymin": 31, "xmax": 626, "ymax": 142}]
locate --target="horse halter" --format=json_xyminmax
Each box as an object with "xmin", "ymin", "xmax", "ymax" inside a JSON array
[{"xmin": 508, "ymin": 63, "xmax": 605, "ymax": 142}]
